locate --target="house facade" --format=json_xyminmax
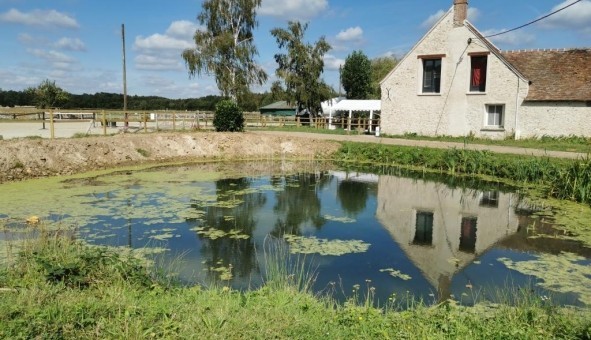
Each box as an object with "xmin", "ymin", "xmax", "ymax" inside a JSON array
[{"xmin": 380, "ymin": 0, "xmax": 591, "ymax": 139}]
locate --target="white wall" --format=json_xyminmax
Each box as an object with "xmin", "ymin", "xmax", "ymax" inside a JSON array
[
  {"xmin": 381, "ymin": 11, "xmax": 529, "ymax": 139},
  {"xmin": 519, "ymin": 102, "xmax": 591, "ymax": 138}
]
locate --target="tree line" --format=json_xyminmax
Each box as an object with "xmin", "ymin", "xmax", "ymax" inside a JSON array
[
  {"xmin": 1, "ymin": 0, "xmax": 398, "ymax": 114},
  {"xmin": 0, "ymin": 86, "xmax": 282, "ymax": 112}
]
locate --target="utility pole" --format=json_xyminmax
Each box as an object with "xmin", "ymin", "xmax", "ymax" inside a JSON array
[
  {"xmin": 122, "ymin": 23, "xmax": 128, "ymax": 128},
  {"xmin": 339, "ymin": 65, "xmax": 342, "ymax": 97}
]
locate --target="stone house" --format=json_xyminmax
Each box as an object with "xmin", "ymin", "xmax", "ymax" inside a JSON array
[{"xmin": 380, "ymin": 0, "xmax": 591, "ymax": 139}]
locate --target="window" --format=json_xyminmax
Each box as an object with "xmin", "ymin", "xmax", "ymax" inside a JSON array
[
  {"xmin": 486, "ymin": 104, "xmax": 504, "ymax": 127},
  {"xmin": 414, "ymin": 211, "xmax": 434, "ymax": 246},
  {"xmin": 459, "ymin": 217, "xmax": 477, "ymax": 253},
  {"xmin": 422, "ymin": 59, "xmax": 441, "ymax": 93},
  {"xmin": 470, "ymin": 56, "xmax": 487, "ymax": 92},
  {"xmin": 480, "ymin": 191, "xmax": 499, "ymax": 208}
]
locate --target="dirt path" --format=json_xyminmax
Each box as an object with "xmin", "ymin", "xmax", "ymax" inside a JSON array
[{"xmin": 253, "ymin": 131, "xmax": 588, "ymax": 160}]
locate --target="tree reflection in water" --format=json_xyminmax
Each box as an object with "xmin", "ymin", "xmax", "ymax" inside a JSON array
[
  {"xmin": 272, "ymin": 172, "xmax": 331, "ymax": 237},
  {"xmin": 192, "ymin": 177, "xmax": 266, "ymax": 282}
]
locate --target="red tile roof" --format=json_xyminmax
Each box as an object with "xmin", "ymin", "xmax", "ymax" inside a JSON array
[{"xmin": 501, "ymin": 49, "xmax": 591, "ymax": 102}]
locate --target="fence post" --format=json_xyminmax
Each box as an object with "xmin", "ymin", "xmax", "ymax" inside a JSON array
[
  {"xmin": 49, "ymin": 109, "xmax": 55, "ymax": 140},
  {"xmin": 102, "ymin": 110, "xmax": 106, "ymax": 136},
  {"xmin": 172, "ymin": 113, "xmax": 176, "ymax": 131},
  {"xmin": 143, "ymin": 112, "xmax": 147, "ymax": 133}
]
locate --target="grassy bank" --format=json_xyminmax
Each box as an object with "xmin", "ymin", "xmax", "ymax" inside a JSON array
[
  {"xmin": 1, "ymin": 233, "xmax": 589, "ymax": 339},
  {"xmin": 335, "ymin": 142, "xmax": 591, "ymax": 204}
]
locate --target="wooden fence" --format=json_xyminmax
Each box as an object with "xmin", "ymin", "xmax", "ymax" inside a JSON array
[{"xmin": 0, "ymin": 108, "xmax": 380, "ymax": 138}]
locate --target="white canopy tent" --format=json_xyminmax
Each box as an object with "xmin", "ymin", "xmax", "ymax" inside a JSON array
[{"xmin": 325, "ymin": 99, "xmax": 381, "ymax": 132}]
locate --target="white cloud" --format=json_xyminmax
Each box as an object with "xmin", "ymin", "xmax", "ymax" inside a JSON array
[
  {"xmin": 467, "ymin": 8, "xmax": 480, "ymax": 22},
  {"xmin": 134, "ymin": 33, "xmax": 193, "ymax": 51},
  {"xmin": 336, "ymin": 26, "xmax": 363, "ymax": 42},
  {"xmin": 166, "ymin": 20, "xmax": 201, "ymax": 39},
  {"xmin": 421, "ymin": 9, "xmax": 445, "ymax": 29},
  {"xmin": 27, "ymin": 48, "xmax": 79, "ymax": 71},
  {"xmin": 481, "ymin": 29, "xmax": 536, "ymax": 46},
  {"xmin": 133, "ymin": 20, "xmax": 201, "ymax": 72},
  {"xmin": 28, "ymin": 49, "xmax": 74, "ymax": 63},
  {"xmin": 260, "ymin": 0, "xmax": 328, "ymax": 20},
  {"xmin": 323, "ymin": 54, "xmax": 344, "ymax": 71},
  {"xmin": 540, "ymin": 0, "xmax": 591, "ymax": 33},
  {"xmin": 0, "ymin": 69, "xmax": 40, "ymax": 89},
  {"xmin": 17, "ymin": 33, "xmax": 35, "ymax": 44},
  {"xmin": 135, "ymin": 54, "xmax": 184, "ymax": 71},
  {"xmin": 0, "ymin": 8, "xmax": 79, "ymax": 29},
  {"xmin": 55, "ymin": 37, "xmax": 86, "ymax": 52}
]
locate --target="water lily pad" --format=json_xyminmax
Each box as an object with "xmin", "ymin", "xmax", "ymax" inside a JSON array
[
  {"xmin": 380, "ymin": 268, "xmax": 412, "ymax": 281},
  {"xmin": 324, "ymin": 215, "xmax": 356, "ymax": 223},
  {"xmin": 283, "ymin": 235, "xmax": 370, "ymax": 256},
  {"xmin": 498, "ymin": 252, "xmax": 591, "ymax": 305}
]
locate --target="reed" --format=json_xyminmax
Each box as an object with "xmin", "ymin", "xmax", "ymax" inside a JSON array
[{"xmin": 336, "ymin": 142, "xmax": 591, "ymax": 205}]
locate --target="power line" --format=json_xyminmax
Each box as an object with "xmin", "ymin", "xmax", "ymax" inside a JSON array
[{"xmin": 484, "ymin": 0, "xmax": 583, "ymax": 38}]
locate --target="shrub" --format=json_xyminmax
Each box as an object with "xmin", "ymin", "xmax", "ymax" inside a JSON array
[{"xmin": 213, "ymin": 100, "xmax": 244, "ymax": 132}]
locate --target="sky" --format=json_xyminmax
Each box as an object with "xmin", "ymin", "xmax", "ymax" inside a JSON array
[{"xmin": 1, "ymin": 0, "xmax": 590, "ymax": 99}]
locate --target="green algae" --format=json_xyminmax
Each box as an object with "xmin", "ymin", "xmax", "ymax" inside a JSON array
[
  {"xmin": 283, "ymin": 235, "xmax": 370, "ymax": 256},
  {"xmin": 190, "ymin": 227, "xmax": 249, "ymax": 240},
  {"xmin": 0, "ymin": 164, "xmax": 222, "ymax": 230},
  {"xmin": 211, "ymin": 263, "xmax": 233, "ymax": 281},
  {"xmin": 498, "ymin": 252, "xmax": 591, "ymax": 305},
  {"xmin": 324, "ymin": 215, "xmax": 356, "ymax": 224},
  {"xmin": 379, "ymin": 268, "xmax": 412, "ymax": 281}
]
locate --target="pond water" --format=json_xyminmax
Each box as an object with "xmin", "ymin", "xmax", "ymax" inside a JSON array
[{"xmin": 1, "ymin": 161, "xmax": 590, "ymax": 307}]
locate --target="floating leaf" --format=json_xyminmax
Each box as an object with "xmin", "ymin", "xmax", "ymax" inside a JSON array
[
  {"xmin": 283, "ymin": 235, "xmax": 370, "ymax": 256},
  {"xmin": 499, "ymin": 252, "xmax": 591, "ymax": 305},
  {"xmin": 324, "ymin": 215, "xmax": 356, "ymax": 223},
  {"xmin": 380, "ymin": 268, "xmax": 412, "ymax": 281}
]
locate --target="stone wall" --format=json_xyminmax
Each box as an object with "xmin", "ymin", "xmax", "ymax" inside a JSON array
[
  {"xmin": 519, "ymin": 101, "xmax": 591, "ymax": 138},
  {"xmin": 380, "ymin": 10, "xmax": 530, "ymax": 139}
]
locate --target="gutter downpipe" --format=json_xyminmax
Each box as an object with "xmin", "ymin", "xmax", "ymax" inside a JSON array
[{"xmin": 514, "ymin": 76, "xmax": 521, "ymax": 140}]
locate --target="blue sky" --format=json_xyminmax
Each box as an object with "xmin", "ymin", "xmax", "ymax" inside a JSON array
[{"xmin": 1, "ymin": 0, "xmax": 590, "ymax": 99}]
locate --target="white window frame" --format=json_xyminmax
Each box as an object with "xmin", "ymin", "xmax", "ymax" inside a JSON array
[{"xmin": 485, "ymin": 104, "xmax": 504, "ymax": 128}]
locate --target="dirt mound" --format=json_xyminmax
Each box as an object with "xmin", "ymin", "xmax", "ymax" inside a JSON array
[{"xmin": 0, "ymin": 132, "xmax": 341, "ymax": 183}]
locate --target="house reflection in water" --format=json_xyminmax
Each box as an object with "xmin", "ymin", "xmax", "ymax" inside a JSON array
[{"xmin": 376, "ymin": 176, "xmax": 519, "ymax": 300}]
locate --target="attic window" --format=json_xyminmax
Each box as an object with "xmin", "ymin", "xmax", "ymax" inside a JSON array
[
  {"xmin": 422, "ymin": 58, "xmax": 441, "ymax": 93},
  {"xmin": 470, "ymin": 56, "xmax": 487, "ymax": 92}
]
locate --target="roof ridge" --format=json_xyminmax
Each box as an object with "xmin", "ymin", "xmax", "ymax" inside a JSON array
[{"xmin": 502, "ymin": 48, "xmax": 591, "ymax": 53}]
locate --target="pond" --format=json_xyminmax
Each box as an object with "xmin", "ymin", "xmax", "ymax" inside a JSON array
[{"xmin": 1, "ymin": 161, "xmax": 590, "ymax": 307}]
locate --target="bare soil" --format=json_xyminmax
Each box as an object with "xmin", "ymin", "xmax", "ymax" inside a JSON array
[{"xmin": 0, "ymin": 132, "xmax": 341, "ymax": 183}]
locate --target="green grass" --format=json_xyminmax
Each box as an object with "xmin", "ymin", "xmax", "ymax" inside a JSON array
[
  {"xmin": 247, "ymin": 125, "xmax": 357, "ymax": 135},
  {"xmin": 1, "ymin": 231, "xmax": 590, "ymax": 339},
  {"xmin": 383, "ymin": 133, "xmax": 591, "ymax": 153},
  {"xmin": 335, "ymin": 142, "xmax": 591, "ymax": 203}
]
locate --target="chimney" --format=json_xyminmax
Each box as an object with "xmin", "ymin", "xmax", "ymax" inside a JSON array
[{"xmin": 453, "ymin": 0, "xmax": 468, "ymax": 27}]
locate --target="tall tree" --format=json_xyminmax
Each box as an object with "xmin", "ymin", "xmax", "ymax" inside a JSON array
[
  {"xmin": 182, "ymin": 0, "xmax": 267, "ymax": 101},
  {"xmin": 341, "ymin": 50, "xmax": 372, "ymax": 99},
  {"xmin": 271, "ymin": 21, "xmax": 331, "ymax": 115},
  {"xmin": 370, "ymin": 56, "xmax": 398, "ymax": 99},
  {"xmin": 26, "ymin": 79, "xmax": 70, "ymax": 109}
]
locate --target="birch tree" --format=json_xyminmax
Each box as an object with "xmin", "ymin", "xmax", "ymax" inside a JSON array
[
  {"xmin": 182, "ymin": 0, "xmax": 267, "ymax": 101},
  {"xmin": 271, "ymin": 21, "xmax": 332, "ymax": 115}
]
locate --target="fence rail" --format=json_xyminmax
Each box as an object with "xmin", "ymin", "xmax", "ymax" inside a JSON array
[{"xmin": 0, "ymin": 108, "xmax": 381, "ymax": 139}]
